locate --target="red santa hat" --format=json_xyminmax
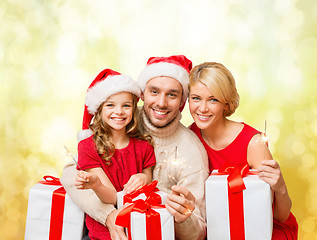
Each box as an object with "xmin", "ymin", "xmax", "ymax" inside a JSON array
[
  {"xmin": 137, "ymin": 55, "xmax": 192, "ymax": 105},
  {"xmin": 78, "ymin": 68, "xmax": 140, "ymax": 142}
]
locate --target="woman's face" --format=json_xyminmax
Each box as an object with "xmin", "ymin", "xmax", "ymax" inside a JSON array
[{"xmin": 189, "ymin": 82, "xmax": 228, "ymax": 130}]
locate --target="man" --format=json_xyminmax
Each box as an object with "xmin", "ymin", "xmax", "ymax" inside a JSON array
[{"xmin": 61, "ymin": 55, "xmax": 209, "ymax": 240}]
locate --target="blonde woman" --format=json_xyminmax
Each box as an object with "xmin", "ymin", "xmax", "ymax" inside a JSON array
[{"xmin": 188, "ymin": 62, "xmax": 298, "ymax": 239}]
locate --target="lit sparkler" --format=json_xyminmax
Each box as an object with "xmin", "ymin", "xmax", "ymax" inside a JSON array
[
  {"xmin": 64, "ymin": 145, "xmax": 83, "ymax": 171},
  {"xmin": 171, "ymin": 146, "xmax": 180, "ymax": 165},
  {"xmin": 261, "ymin": 120, "xmax": 269, "ymax": 159}
]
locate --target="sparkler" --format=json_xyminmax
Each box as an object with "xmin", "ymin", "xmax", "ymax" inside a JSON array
[
  {"xmin": 261, "ymin": 120, "xmax": 269, "ymax": 159},
  {"xmin": 171, "ymin": 146, "xmax": 179, "ymax": 165},
  {"xmin": 64, "ymin": 145, "xmax": 83, "ymax": 171}
]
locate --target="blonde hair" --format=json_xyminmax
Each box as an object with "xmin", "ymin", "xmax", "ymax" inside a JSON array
[
  {"xmin": 90, "ymin": 94, "xmax": 153, "ymax": 165},
  {"xmin": 189, "ymin": 62, "xmax": 240, "ymax": 116}
]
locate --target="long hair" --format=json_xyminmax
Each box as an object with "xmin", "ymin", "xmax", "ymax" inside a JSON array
[{"xmin": 90, "ymin": 94, "xmax": 153, "ymax": 165}]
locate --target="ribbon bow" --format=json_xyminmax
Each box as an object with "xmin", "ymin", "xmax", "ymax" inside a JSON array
[
  {"xmin": 123, "ymin": 180, "xmax": 162, "ymax": 204},
  {"xmin": 218, "ymin": 163, "xmax": 250, "ymax": 193},
  {"xmin": 39, "ymin": 175, "xmax": 62, "ymax": 186},
  {"xmin": 116, "ymin": 181, "xmax": 165, "ymax": 240}
]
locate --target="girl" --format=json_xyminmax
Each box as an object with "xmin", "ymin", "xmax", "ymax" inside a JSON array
[
  {"xmin": 188, "ymin": 62, "xmax": 298, "ymax": 239},
  {"xmin": 75, "ymin": 69, "xmax": 156, "ymax": 240}
]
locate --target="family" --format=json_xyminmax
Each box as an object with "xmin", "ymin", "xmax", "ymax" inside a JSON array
[{"xmin": 60, "ymin": 55, "xmax": 298, "ymax": 240}]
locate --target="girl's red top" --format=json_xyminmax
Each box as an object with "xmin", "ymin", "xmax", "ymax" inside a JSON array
[{"xmin": 78, "ymin": 136, "xmax": 156, "ymax": 240}]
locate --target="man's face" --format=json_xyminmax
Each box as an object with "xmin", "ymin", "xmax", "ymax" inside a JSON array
[{"xmin": 141, "ymin": 76, "xmax": 183, "ymax": 127}]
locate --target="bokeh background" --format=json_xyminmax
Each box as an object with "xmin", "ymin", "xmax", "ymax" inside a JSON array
[{"xmin": 1, "ymin": 0, "xmax": 317, "ymax": 239}]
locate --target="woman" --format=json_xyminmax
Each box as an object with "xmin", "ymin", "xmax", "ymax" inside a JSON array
[{"xmin": 188, "ymin": 62, "xmax": 298, "ymax": 239}]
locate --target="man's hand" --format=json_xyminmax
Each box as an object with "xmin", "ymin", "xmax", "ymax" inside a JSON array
[
  {"xmin": 165, "ymin": 185, "xmax": 196, "ymax": 223},
  {"xmin": 106, "ymin": 209, "xmax": 128, "ymax": 240}
]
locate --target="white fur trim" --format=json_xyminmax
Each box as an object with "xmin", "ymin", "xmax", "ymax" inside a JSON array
[
  {"xmin": 85, "ymin": 75, "xmax": 140, "ymax": 114},
  {"xmin": 77, "ymin": 129, "xmax": 94, "ymax": 142},
  {"xmin": 137, "ymin": 62, "xmax": 189, "ymax": 103}
]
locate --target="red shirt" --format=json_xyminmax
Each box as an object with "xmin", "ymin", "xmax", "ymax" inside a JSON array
[
  {"xmin": 78, "ymin": 136, "xmax": 156, "ymax": 240},
  {"xmin": 190, "ymin": 122, "xmax": 298, "ymax": 240},
  {"xmin": 190, "ymin": 122, "xmax": 259, "ymax": 172}
]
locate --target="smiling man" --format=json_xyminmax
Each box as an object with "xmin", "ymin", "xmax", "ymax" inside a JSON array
[
  {"xmin": 61, "ymin": 55, "xmax": 209, "ymax": 240},
  {"xmin": 141, "ymin": 76, "xmax": 181, "ymax": 127}
]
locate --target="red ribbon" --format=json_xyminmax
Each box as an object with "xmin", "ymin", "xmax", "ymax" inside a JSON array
[
  {"xmin": 123, "ymin": 180, "xmax": 162, "ymax": 204},
  {"xmin": 211, "ymin": 164, "xmax": 258, "ymax": 240},
  {"xmin": 39, "ymin": 176, "xmax": 66, "ymax": 240},
  {"xmin": 39, "ymin": 175, "xmax": 62, "ymax": 185},
  {"xmin": 116, "ymin": 181, "xmax": 165, "ymax": 240}
]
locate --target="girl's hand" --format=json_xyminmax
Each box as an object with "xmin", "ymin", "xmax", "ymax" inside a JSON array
[
  {"xmin": 258, "ymin": 159, "xmax": 287, "ymax": 194},
  {"xmin": 123, "ymin": 173, "xmax": 148, "ymax": 194},
  {"xmin": 75, "ymin": 171, "xmax": 100, "ymax": 190}
]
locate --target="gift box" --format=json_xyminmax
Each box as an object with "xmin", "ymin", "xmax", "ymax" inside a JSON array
[
  {"xmin": 25, "ymin": 176, "xmax": 85, "ymax": 240},
  {"xmin": 205, "ymin": 164, "xmax": 273, "ymax": 240},
  {"xmin": 117, "ymin": 180, "xmax": 168, "ymax": 209},
  {"xmin": 116, "ymin": 181, "xmax": 174, "ymax": 240}
]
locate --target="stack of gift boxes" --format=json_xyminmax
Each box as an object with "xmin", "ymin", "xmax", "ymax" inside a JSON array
[{"xmin": 25, "ymin": 164, "xmax": 273, "ymax": 240}]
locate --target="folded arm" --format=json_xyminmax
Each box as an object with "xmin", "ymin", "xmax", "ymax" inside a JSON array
[{"xmin": 60, "ymin": 161, "xmax": 116, "ymax": 226}]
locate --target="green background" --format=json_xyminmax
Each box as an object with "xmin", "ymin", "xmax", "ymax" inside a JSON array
[{"xmin": 1, "ymin": 0, "xmax": 316, "ymax": 239}]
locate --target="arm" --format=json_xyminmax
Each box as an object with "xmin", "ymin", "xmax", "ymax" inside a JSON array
[
  {"xmin": 75, "ymin": 167, "xmax": 117, "ymax": 205},
  {"xmin": 247, "ymin": 134, "xmax": 292, "ymax": 222},
  {"xmin": 169, "ymin": 169, "xmax": 208, "ymax": 240},
  {"xmin": 60, "ymin": 161, "xmax": 116, "ymax": 226},
  {"xmin": 167, "ymin": 131, "xmax": 209, "ymax": 240}
]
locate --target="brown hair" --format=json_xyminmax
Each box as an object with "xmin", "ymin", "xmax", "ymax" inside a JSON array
[
  {"xmin": 189, "ymin": 62, "xmax": 240, "ymax": 116},
  {"xmin": 90, "ymin": 94, "xmax": 153, "ymax": 165}
]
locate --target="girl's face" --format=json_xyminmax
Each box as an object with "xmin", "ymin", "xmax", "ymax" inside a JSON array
[
  {"xmin": 101, "ymin": 92, "xmax": 134, "ymax": 134},
  {"xmin": 189, "ymin": 82, "xmax": 228, "ymax": 130}
]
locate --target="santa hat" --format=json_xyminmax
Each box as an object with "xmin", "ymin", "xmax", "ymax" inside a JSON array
[
  {"xmin": 78, "ymin": 69, "xmax": 140, "ymax": 142},
  {"xmin": 137, "ymin": 55, "xmax": 192, "ymax": 104}
]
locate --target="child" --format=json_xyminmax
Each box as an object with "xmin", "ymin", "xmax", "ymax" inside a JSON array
[
  {"xmin": 75, "ymin": 69, "xmax": 156, "ymax": 240},
  {"xmin": 188, "ymin": 62, "xmax": 298, "ymax": 239}
]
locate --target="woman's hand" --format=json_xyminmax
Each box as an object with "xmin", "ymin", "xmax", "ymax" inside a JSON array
[
  {"xmin": 75, "ymin": 171, "xmax": 100, "ymax": 190},
  {"xmin": 123, "ymin": 173, "xmax": 148, "ymax": 194},
  {"xmin": 258, "ymin": 159, "xmax": 292, "ymax": 222},
  {"xmin": 258, "ymin": 159, "xmax": 287, "ymax": 194}
]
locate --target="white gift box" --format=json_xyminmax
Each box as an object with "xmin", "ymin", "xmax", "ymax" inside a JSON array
[
  {"xmin": 116, "ymin": 181, "xmax": 174, "ymax": 240},
  {"xmin": 25, "ymin": 177, "xmax": 85, "ymax": 240},
  {"xmin": 206, "ymin": 169, "xmax": 273, "ymax": 240},
  {"xmin": 129, "ymin": 207, "xmax": 174, "ymax": 240}
]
